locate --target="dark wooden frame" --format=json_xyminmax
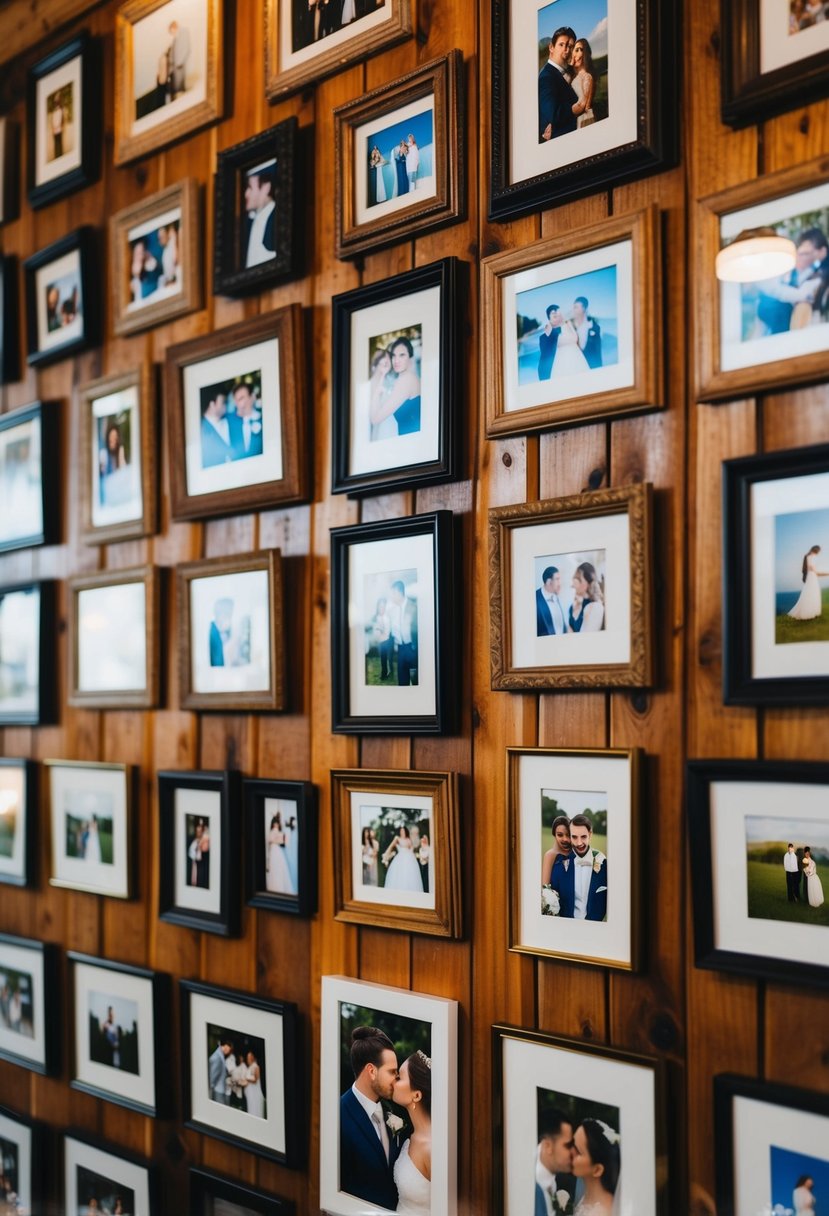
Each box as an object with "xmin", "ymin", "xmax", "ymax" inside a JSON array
[
  {"xmin": 330, "ymin": 510, "xmax": 457, "ymax": 735},
  {"xmin": 67, "ymin": 951, "xmax": 170, "ymax": 1117},
  {"xmin": 334, "ymin": 51, "xmax": 464, "ymax": 259},
  {"xmin": 489, "ymin": 0, "xmax": 677, "ymax": 223},
  {"xmin": 0, "ymin": 933, "xmax": 60, "ymax": 1075},
  {"xmin": 180, "ymin": 978, "xmax": 302, "ymax": 1167},
  {"xmin": 27, "ymin": 31, "xmax": 100, "ymax": 209},
  {"xmin": 166, "ymin": 305, "xmax": 309, "ymax": 521},
  {"xmin": 63, "ymin": 1131, "xmax": 158, "ymax": 1216},
  {"xmin": 331, "ymin": 257, "xmax": 462, "ymax": 496},
  {"xmin": 158, "ymin": 769, "xmax": 241, "ymax": 937},
  {"xmin": 214, "ymin": 118, "xmax": 300, "ymax": 297},
  {"xmin": 244, "ymin": 777, "xmax": 317, "ymax": 917},
  {"xmin": 0, "ymin": 1104, "xmax": 47, "ymax": 1215},
  {"xmin": 68, "ymin": 565, "xmax": 162, "ymax": 709},
  {"xmin": 0, "ymin": 758, "xmax": 37, "ymax": 888},
  {"xmin": 0, "ymin": 401, "xmax": 60, "ymax": 551},
  {"xmin": 23, "ymin": 226, "xmax": 99, "ymax": 368},
  {"xmin": 46, "ymin": 760, "xmax": 135, "ymax": 901},
  {"xmin": 723, "ymin": 443, "xmax": 829, "ymax": 705},
  {"xmin": 189, "ymin": 1166, "xmax": 294, "ymax": 1215},
  {"xmin": 0, "ymin": 118, "xmax": 20, "ymax": 226},
  {"xmin": 0, "ymin": 254, "xmax": 20, "ymax": 385},
  {"xmin": 0, "ymin": 580, "xmax": 56, "ymax": 726}
]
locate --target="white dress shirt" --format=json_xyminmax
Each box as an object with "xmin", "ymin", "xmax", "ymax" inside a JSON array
[
  {"xmin": 536, "ymin": 1153, "xmax": 558, "ymax": 1216},
  {"xmin": 544, "ymin": 592, "xmax": 566, "ymax": 634},
  {"xmin": 351, "ymin": 1083, "xmax": 389, "ymax": 1160},
  {"xmin": 573, "ymin": 849, "xmax": 594, "ymax": 919},
  {"xmin": 246, "ymin": 200, "xmax": 276, "ymax": 267},
  {"xmin": 784, "ymin": 850, "xmax": 800, "ymax": 873}
]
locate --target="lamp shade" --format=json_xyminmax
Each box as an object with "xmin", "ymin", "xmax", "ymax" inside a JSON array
[{"xmin": 715, "ymin": 227, "xmax": 797, "ymax": 283}]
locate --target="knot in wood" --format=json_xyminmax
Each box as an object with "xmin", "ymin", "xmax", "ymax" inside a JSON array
[{"xmin": 502, "ymin": 451, "xmax": 512, "ymax": 468}]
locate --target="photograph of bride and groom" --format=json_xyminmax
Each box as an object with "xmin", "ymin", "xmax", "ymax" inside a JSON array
[
  {"xmin": 746, "ymin": 815, "xmax": 828, "ymax": 924},
  {"xmin": 534, "ymin": 1087, "xmax": 621, "ymax": 1216},
  {"xmin": 774, "ymin": 510, "xmax": 829, "ymax": 645}
]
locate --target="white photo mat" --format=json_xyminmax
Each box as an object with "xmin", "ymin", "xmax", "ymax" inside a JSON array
[
  {"xmin": 35, "ymin": 249, "xmax": 83, "ymax": 352},
  {"xmin": 129, "ymin": 0, "xmax": 208, "ymax": 138},
  {"xmin": 76, "ymin": 581, "xmax": 147, "ymax": 693},
  {"xmin": 0, "ymin": 942, "xmax": 46, "ymax": 1068},
  {"xmin": 732, "ymin": 1094, "xmax": 828, "ymax": 1216},
  {"xmin": 48, "ymin": 762, "xmax": 129, "ymax": 898},
  {"xmin": 64, "ymin": 1136, "xmax": 152, "ymax": 1216},
  {"xmin": 278, "ymin": 1, "xmax": 391, "ymax": 74},
  {"xmin": 90, "ymin": 384, "xmax": 143, "ymax": 530},
  {"xmin": 353, "ymin": 97, "xmax": 438, "ymax": 227},
  {"xmin": 0, "ymin": 764, "xmax": 27, "ymax": 881},
  {"xmin": 35, "ymin": 54, "xmax": 83, "ymax": 186},
  {"xmin": 0, "ymin": 1111, "xmax": 31, "ymax": 1211},
  {"xmin": 759, "ymin": 0, "xmax": 829, "ymax": 74},
  {"xmin": 72, "ymin": 960, "xmax": 157, "ymax": 1110},
  {"xmin": 173, "ymin": 786, "xmax": 222, "ymax": 915}
]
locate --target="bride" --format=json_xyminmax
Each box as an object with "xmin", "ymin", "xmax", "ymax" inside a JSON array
[
  {"xmin": 382, "ymin": 826, "xmax": 425, "ymax": 893},
  {"xmin": 571, "ymin": 1118, "xmax": 621, "ymax": 1214},
  {"xmin": 392, "ymin": 1050, "xmax": 431, "ymax": 1215},
  {"xmin": 788, "ymin": 544, "xmax": 828, "ymax": 621},
  {"xmin": 551, "ymin": 315, "xmax": 590, "ymax": 378},
  {"xmin": 802, "ymin": 848, "xmax": 825, "ymax": 908}
]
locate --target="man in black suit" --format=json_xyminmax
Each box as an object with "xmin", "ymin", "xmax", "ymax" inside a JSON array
[
  {"xmin": 535, "ymin": 1110, "xmax": 577, "ymax": 1216},
  {"xmin": 536, "ymin": 566, "xmax": 567, "ymax": 636},
  {"xmin": 538, "ymin": 305, "xmax": 562, "ymax": 380},
  {"xmin": 572, "ymin": 296, "xmax": 603, "ymax": 369},
  {"xmin": 390, "ymin": 580, "xmax": 418, "ymax": 686},
  {"xmin": 242, "ymin": 160, "xmax": 277, "ymax": 269},
  {"xmin": 538, "ymin": 26, "xmax": 577, "ymax": 142},
  {"xmin": 339, "ymin": 1025, "xmax": 400, "ymax": 1211}
]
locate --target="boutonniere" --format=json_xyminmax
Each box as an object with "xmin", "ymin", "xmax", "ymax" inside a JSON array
[
  {"xmin": 250, "ymin": 421, "xmax": 262, "ymax": 435},
  {"xmin": 386, "ymin": 1112, "xmax": 404, "ymax": 1138},
  {"xmin": 555, "ymin": 1189, "xmax": 571, "ymax": 1212},
  {"xmin": 592, "ymin": 849, "xmax": 606, "ymax": 875}
]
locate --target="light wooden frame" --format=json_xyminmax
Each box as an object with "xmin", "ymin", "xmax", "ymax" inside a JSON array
[
  {"xmin": 68, "ymin": 565, "xmax": 161, "ymax": 708},
  {"xmin": 482, "ymin": 207, "xmax": 663, "ymax": 436},
  {"xmin": 46, "ymin": 759, "xmax": 134, "ymax": 901}
]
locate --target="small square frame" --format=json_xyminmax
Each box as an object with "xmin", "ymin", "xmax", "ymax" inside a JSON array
[
  {"xmin": 27, "ymin": 32, "xmax": 101, "ymax": 209},
  {"xmin": 244, "ymin": 777, "xmax": 317, "ymax": 917},
  {"xmin": 0, "ymin": 401, "xmax": 60, "ymax": 552},
  {"xmin": 68, "ymin": 565, "xmax": 161, "ymax": 709},
  {"xmin": 23, "ymin": 227, "xmax": 99, "ymax": 369}
]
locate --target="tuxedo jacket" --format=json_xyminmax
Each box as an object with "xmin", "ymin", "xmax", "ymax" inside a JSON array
[
  {"xmin": 538, "ymin": 62, "xmax": 578, "ymax": 140},
  {"xmin": 551, "ymin": 853, "xmax": 608, "ymax": 921},
  {"xmin": 228, "ymin": 413, "xmax": 264, "ymax": 459},
  {"xmin": 200, "ymin": 416, "xmax": 234, "ymax": 468},
  {"xmin": 208, "ymin": 1046, "xmax": 227, "ymax": 1097},
  {"xmin": 537, "ymin": 326, "xmax": 560, "ymax": 379},
  {"xmin": 339, "ymin": 1089, "xmax": 399, "ymax": 1211},
  {"xmin": 581, "ymin": 317, "xmax": 603, "ymax": 369},
  {"xmin": 536, "ymin": 587, "xmax": 565, "ymax": 636},
  {"xmin": 242, "ymin": 209, "xmax": 276, "ymax": 268},
  {"xmin": 535, "ymin": 1172, "xmax": 577, "ymax": 1215}
]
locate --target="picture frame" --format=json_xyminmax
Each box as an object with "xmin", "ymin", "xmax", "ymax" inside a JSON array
[
  {"xmin": 110, "ymin": 178, "xmax": 202, "ymax": 336},
  {"xmin": 158, "ymin": 769, "xmax": 241, "ymax": 936},
  {"xmin": 334, "ymin": 51, "xmax": 464, "ymax": 260},
  {"xmin": 23, "ymin": 227, "xmax": 99, "ymax": 368},
  {"xmin": 330, "ymin": 510, "xmax": 457, "ymax": 735},
  {"xmin": 114, "ymin": 0, "xmax": 224, "ymax": 166},
  {"xmin": 714, "ymin": 1074, "xmax": 829, "ymax": 1216},
  {"xmin": 166, "ymin": 306, "xmax": 309, "ymax": 520},
  {"xmin": 64, "ymin": 1132, "xmax": 156, "ymax": 1216},
  {"xmin": 489, "ymin": 0, "xmax": 677, "ymax": 223},
  {"xmin": 78, "ymin": 367, "xmax": 157, "ymax": 546},
  {"xmin": 0, "ymin": 1105, "xmax": 46, "ymax": 1216},
  {"xmin": 265, "ymin": 0, "xmax": 412, "ymax": 102},
  {"xmin": 0, "ymin": 759, "xmax": 37, "ymax": 888},
  {"xmin": 180, "ymin": 978, "xmax": 301, "ymax": 1167},
  {"xmin": 508, "ymin": 747, "xmax": 642, "ymax": 971},
  {"xmin": 489, "ymin": 482, "xmax": 654, "ymax": 690},
  {"xmin": 722, "ymin": 442, "xmax": 829, "ymax": 706},
  {"xmin": 331, "ymin": 257, "xmax": 461, "ymax": 496},
  {"xmin": 177, "ymin": 550, "xmax": 284, "ymax": 712},
  {"xmin": 687, "ymin": 758, "xmax": 829, "ymax": 989},
  {"xmin": 0, "ymin": 117, "xmax": 20, "ymax": 226},
  {"xmin": 320, "ymin": 974, "xmax": 457, "ymax": 1216},
  {"xmin": 69, "ymin": 952, "xmax": 169, "ymax": 1117},
  {"xmin": 189, "ymin": 1166, "xmax": 294, "ymax": 1215},
  {"xmin": 244, "ymin": 777, "xmax": 317, "ymax": 917},
  {"xmin": 721, "ymin": 0, "xmax": 829, "ymax": 127},
  {"xmin": 46, "ymin": 760, "xmax": 133, "ymax": 900},
  {"xmin": 0, "ymin": 933, "xmax": 59, "ymax": 1075},
  {"xmin": 492, "ymin": 1025, "xmax": 667, "ymax": 1215},
  {"xmin": 27, "ymin": 31, "xmax": 100, "ymax": 209},
  {"xmin": 68, "ymin": 565, "xmax": 161, "ymax": 709},
  {"xmin": 331, "ymin": 768, "xmax": 462, "ymax": 938},
  {"xmin": 0, "ymin": 580, "xmax": 56, "ymax": 726},
  {"xmin": 0, "ymin": 254, "xmax": 20, "ymax": 386},
  {"xmin": 214, "ymin": 118, "xmax": 300, "ymax": 297},
  {"xmin": 0, "ymin": 401, "xmax": 60, "ymax": 552},
  {"xmin": 696, "ymin": 157, "xmax": 829, "ymax": 403},
  {"xmin": 481, "ymin": 207, "xmax": 662, "ymax": 436}
]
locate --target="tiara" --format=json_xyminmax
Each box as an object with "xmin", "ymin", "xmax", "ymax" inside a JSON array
[
  {"xmin": 416, "ymin": 1049, "xmax": 432, "ymax": 1070},
  {"xmin": 594, "ymin": 1119, "xmax": 620, "ymax": 1146}
]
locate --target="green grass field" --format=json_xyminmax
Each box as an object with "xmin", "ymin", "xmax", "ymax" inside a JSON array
[
  {"xmin": 775, "ymin": 588, "xmax": 829, "ymax": 644},
  {"xmin": 0, "ymin": 814, "xmax": 15, "ymax": 858},
  {"xmin": 746, "ymin": 859, "xmax": 829, "ymax": 927},
  {"xmin": 540, "ymin": 830, "xmax": 607, "ymax": 858}
]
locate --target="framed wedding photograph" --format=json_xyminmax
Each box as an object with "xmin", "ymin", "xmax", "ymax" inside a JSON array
[
  {"xmin": 27, "ymin": 32, "xmax": 100, "ymax": 209},
  {"xmin": 46, "ymin": 760, "xmax": 133, "ymax": 901},
  {"xmin": 244, "ymin": 777, "xmax": 317, "ymax": 917},
  {"xmin": 181, "ymin": 979, "xmax": 301, "ymax": 1166},
  {"xmin": 0, "ymin": 580, "xmax": 55, "ymax": 726},
  {"xmin": 330, "ymin": 510, "xmax": 456, "ymax": 735},
  {"xmin": 69, "ymin": 952, "xmax": 168, "ymax": 1116},
  {"xmin": 68, "ymin": 565, "xmax": 161, "ymax": 709},
  {"xmin": 489, "ymin": 482, "xmax": 654, "ymax": 690},
  {"xmin": 320, "ymin": 975, "xmax": 457, "ymax": 1216},
  {"xmin": 508, "ymin": 747, "xmax": 642, "ymax": 971},
  {"xmin": 158, "ymin": 769, "xmax": 241, "ymax": 936},
  {"xmin": 714, "ymin": 1074, "xmax": 829, "ymax": 1216},
  {"xmin": 331, "ymin": 768, "xmax": 461, "ymax": 938},
  {"xmin": 0, "ymin": 255, "xmax": 20, "ymax": 386},
  {"xmin": 482, "ymin": 207, "xmax": 662, "ymax": 436},
  {"xmin": 334, "ymin": 51, "xmax": 464, "ymax": 259},
  {"xmin": 0, "ymin": 933, "xmax": 59, "ymax": 1075},
  {"xmin": 721, "ymin": 0, "xmax": 829, "ymax": 126},
  {"xmin": 490, "ymin": 0, "xmax": 676, "ymax": 222},
  {"xmin": 189, "ymin": 1167, "xmax": 294, "ymax": 1216},
  {"xmin": 64, "ymin": 1133, "xmax": 156, "ymax": 1216},
  {"xmin": 114, "ymin": 0, "xmax": 224, "ymax": 165},
  {"xmin": 0, "ymin": 118, "xmax": 20, "ymax": 226},
  {"xmin": 110, "ymin": 179, "xmax": 202, "ymax": 336},
  {"xmin": 697, "ymin": 158, "xmax": 829, "ymax": 402},
  {"xmin": 177, "ymin": 551, "xmax": 284, "ymax": 712},
  {"xmin": 331, "ymin": 257, "xmax": 461, "ymax": 496},
  {"xmin": 0, "ymin": 1106, "xmax": 45, "ymax": 1216},
  {"xmin": 0, "ymin": 401, "xmax": 60, "ymax": 552},
  {"xmin": 23, "ymin": 227, "xmax": 98, "ymax": 368},
  {"xmin": 214, "ymin": 119, "xmax": 299, "ymax": 297},
  {"xmin": 493, "ymin": 1025, "xmax": 667, "ymax": 1215},
  {"xmin": 0, "ymin": 759, "xmax": 36, "ymax": 888},
  {"xmin": 688, "ymin": 759, "xmax": 829, "ymax": 988},
  {"xmin": 265, "ymin": 0, "xmax": 412, "ymax": 101},
  {"xmin": 79, "ymin": 367, "xmax": 157, "ymax": 546},
  {"xmin": 723, "ymin": 443, "xmax": 829, "ymax": 705},
  {"xmin": 166, "ymin": 306, "xmax": 308, "ymax": 520}
]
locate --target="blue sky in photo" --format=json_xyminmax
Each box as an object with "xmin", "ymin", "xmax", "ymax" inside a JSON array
[
  {"xmin": 538, "ymin": 0, "xmax": 608, "ymax": 55},
  {"xmin": 745, "ymin": 815, "xmax": 829, "ymax": 849},
  {"xmin": 774, "ymin": 507, "xmax": 829, "ymax": 592},
  {"xmin": 516, "ymin": 263, "xmax": 617, "ymax": 326},
  {"xmin": 367, "ymin": 107, "xmax": 433, "ymax": 162},
  {"xmin": 770, "ymin": 1145, "xmax": 829, "ymax": 1213}
]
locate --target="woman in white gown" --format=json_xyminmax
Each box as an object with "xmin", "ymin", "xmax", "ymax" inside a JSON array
[
  {"xmin": 551, "ymin": 318, "xmax": 590, "ymax": 377},
  {"xmin": 382, "ymin": 826, "xmax": 424, "ymax": 892},
  {"xmin": 569, "ymin": 39, "xmax": 596, "ymax": 128},
  {"xmin": 802, "ymin": 848, "xmax": 825, "ymax": 908},
  {"xmin": 369, "ymin": 347, "xmax": 398, "ymax": 441},
  {"xmin": 793, "ymin": 1174, "xmax": 816, "ymax": 1213},
  {"xmin": 266, "ymin": 812, "xmax": 294, "ymax": 894},
  {"xmin": 244, "ymin": 1047, "xmax": 265, "ymax": 1118},
  {"xmin": 85, "ymin": 815, "xmax": 102, "ymax": 865},
  {"xmin": 571, "ymin": 1118, "xmax": 620, "ymax": 1215},
  {"xmin": 392, "ymin": 1050, "xmax": 432, "ymax": 1216},
  {"xmin": 788, "ymin": 544, "xmax": 827, "ymax": 620}
]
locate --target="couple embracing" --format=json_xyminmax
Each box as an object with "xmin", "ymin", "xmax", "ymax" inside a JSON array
[{"xmin": 340, "ymin": 1025, "xmax": 432, "ymax": 1214}]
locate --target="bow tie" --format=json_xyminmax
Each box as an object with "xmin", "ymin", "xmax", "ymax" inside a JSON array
[{"xmin": 575, "ymin": 856, "xmax": 594, "ymax": 866}]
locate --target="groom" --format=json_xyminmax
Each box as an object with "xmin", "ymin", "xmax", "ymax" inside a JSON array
[
  {"xmin": 340, "ymin": 1025, "xmax": 401, "ymax": 1210},
  {"xmin": 550, "ymin": 813, "xmax": 608, "ymax": 921}
]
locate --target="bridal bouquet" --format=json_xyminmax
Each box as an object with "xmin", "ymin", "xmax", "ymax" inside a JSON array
[{"xmin": 541, "ymin": 886, "xmax": 560, "ymax": 916}]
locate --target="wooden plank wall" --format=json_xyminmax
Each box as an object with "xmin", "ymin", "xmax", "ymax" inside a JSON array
[{"xmin": 0, "ymin": 0, "xmax": 826, "ymax": 1211}]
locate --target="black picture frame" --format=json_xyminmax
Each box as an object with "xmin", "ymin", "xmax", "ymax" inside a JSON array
[
  {"xmin": 158, "ymin": 769, "xmax": 241, "ymax": 937},
  {"xmin": 489, "ymin": 0, "xmax": 677, "ymax": 223},
  {"xmin": 0, "ymin": 758, "xmax": 37, "ymax": 888},
  {"xmin": 0, "ymin": 255, "xmax": 20, "ymax": 385},
  {"xmin": 23, "ymin": 227, "xmax": 99, "ymax": 368},
  {"xmin": 214, "ymin": 117, "xmax": 300, "ymax": 297},
  {"xmin": 189, "ymin": 1166, "xmax": 295, "ymax": 1215},
  {"xmin": 0, "ymin": 1103, "xmax": 49, "ymax": 1215},
  {"xmin": 27, "ymin": 32, "xmax": 101, "ymax": 209},
  {"xmin": 63, "ymin": 1130, "xmax": 159, "ymax": 1216},
  {"xmin": 0, "ymin": 118, "xmax": 20, "ymax": 226},
  {"xmin": 0, "ymin": 401, "xmax": 60, "ymax": 552},
  {"xmin": 723, "ymin": 442, "xmax": 829, "ymax": 706},
  {"xmin": 331, "ymin": 257, "xmax": 462, "ymax": 497},
  {"xmin": 244, "ymin": 778, "xmax": 317, "ymax": 917},
  {"xmin": 0, "ymin": 580, "xmax": 56, "ymax": 727},
  {"xmin": 330, "ymin": 510, "xmax": 457, "ymax": 735},
  {"xmin": 0, "ymin": 933, "xmax": 60, "ymax": 1076},
  {"xmin": 721, "ymin": 1, "xmax": 829, "ymax": 127}
]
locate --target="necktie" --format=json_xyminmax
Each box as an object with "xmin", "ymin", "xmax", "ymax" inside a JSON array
[{"xmin": 371, "ymin": 1110, "xmax": 388, "ymax": 1160}]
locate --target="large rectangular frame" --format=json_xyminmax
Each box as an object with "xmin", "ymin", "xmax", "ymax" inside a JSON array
[{"xmin": 68, "ymin": 565, "xmax": 161, "ymax": 709}]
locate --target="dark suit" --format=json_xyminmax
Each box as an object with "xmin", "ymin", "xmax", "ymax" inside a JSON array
[
  {"xmin": 200, "ymin": 416, "xmax": 234, "ymax": 468},
  {"xmin": 537, "ymin": 326, "xmax": 560, "ymax": 379},
  {"xmin": 339, "ymin": 1088, "xmax": 399, "ymax": 1211},
  {"xmin": 536, "ymin": 1173, "xmax": 577, "ymax": 1215},
  {"xmin": 580, "ymin": 317, "xmax": 602, "ymax": 368},
  {"xmin": 241, "ymin": 208, "xmax": 276, "ymax": 268},
  {"xmin": 209, "ymin": 621, "xmax": 225, "ymax": 667},
  {"xmin": 536, "ymin": 588, "xmax": 565, "ymax": 636},
  {"xmin": 538, "ymin": 62, "xmax": 578, "ymax": 141},
  {"xmin": 551, "ymin": 852, "xmax": 608, "ymax": 922},
  {"xmin": 397, "ymin": 598, "xmax": 418, "ymax": 686},
  {"xmin": 229, "ymin": 413, "xmax": 264, "ymax": 460}
]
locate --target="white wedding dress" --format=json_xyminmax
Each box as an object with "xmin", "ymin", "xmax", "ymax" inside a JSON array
[
  {"xmin": 788, "ymin": 554, "xmax": 823, "ymax": 620},
  {"xmin": 266, "ymin": 834, "xmax": 294, "ymax": 894},
  {"xmin": 551, "ymin": 321, "xmax": 590, "ymax": 377},
  {"xmin": 804, "ymin": 860, "xmax": 825, "ymax": 908},
  {"xmin": 85, "ymin": 823, "xmax": 101, "ymax": 864},
  {"xmin": 393, "ymin": 1139, "xmax": 430, "ymax": 1215},
  {"xmin": 245, "ymin": 1065, "xmax": 264, "ymax": 1118},
  {"xmin": 572, "ymin": 71, "xmax": 595, "ymax": 126},
  {"xmin": 384, "ymin": 839, "xmax": 424, "ymax": 892}
]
